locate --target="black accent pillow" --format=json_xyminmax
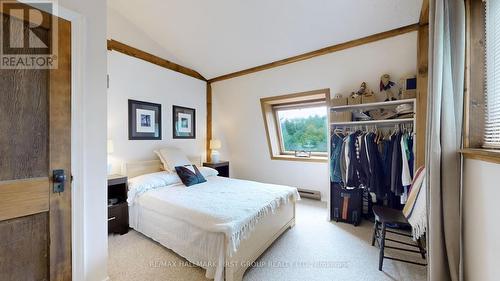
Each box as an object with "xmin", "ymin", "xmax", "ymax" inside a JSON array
[{"xmin": 175, "ymin": 165, "xmax": 207, "ymax": 187}]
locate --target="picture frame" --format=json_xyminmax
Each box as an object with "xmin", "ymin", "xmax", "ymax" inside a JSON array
[
  {"xmin": 128, "ymin": 99, "xmax": 162, "ymax": 140},
  {"xmin": 173, "ymin": 105, "xmax": 196, "ymax": 139}
]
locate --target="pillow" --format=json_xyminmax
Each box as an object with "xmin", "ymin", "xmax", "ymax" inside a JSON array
[
  {"xmin": 157, "ymin": 147, "xmax": 191, "ymax": 172},
  {"xmin": 198, "ymin": 166, "xmax": 219, "ymax": 178},
  {"xmin": 153, "ymin": 150, "xmax": 167, "ymax": 171},
  {"xmin": 175, "ymin": 165, "xmax": 207, "ymax": 187},
  {"xmin": 127, "ymin": 171, "xmax": 181, "ymax": 205}
]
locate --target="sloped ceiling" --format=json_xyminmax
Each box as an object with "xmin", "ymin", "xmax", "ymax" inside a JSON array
[{"xmin": 108, "ymin": 0, "xmax": 423, "ymax": 79}]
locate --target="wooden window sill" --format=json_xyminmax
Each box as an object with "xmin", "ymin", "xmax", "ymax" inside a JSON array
[
  {"xmin": 271, "ymin": 154, "xmax": 328, "ymax": 163},
  {"xmin": 460, "ymin": 148, "xmax": 500, "ymax": 164}
]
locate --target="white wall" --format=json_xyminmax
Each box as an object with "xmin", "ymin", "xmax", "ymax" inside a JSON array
[
  {"xmin": 58, "ymin": 1, "xmax": 108, "ymax": 281},
  {"xmin": 463, "ymin": 159, "xmax": 500, "ymax": 281},
  {"xmin": 107, "ymin": 7, "xmax": 182, "ymax": 71},
  {"xmin": 107, "ymin": 51, "xmax": 207, "ymax": 171},
  {"xmin": 211, "ymin": 32, "xmax": 417, "ymax": 200}
]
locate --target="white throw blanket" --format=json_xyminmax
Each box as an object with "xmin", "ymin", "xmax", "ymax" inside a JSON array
[
  {"xmin": 402, "ymin": 167, "xmax": 427, "ymax": 240},
  {"xmin": 129, "ymin": 176, "xmax": 300, "ymax": 256}
]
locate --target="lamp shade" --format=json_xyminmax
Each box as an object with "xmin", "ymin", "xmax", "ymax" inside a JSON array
[
  {"xmin": 107, "ymin": 139, "xmax": 114, "ymax": 154},
  {"xmin": 209, "ymin": 139, "xmax": 221, "ymax": 150}
]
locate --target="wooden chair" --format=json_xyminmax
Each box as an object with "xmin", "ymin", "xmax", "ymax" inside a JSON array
[{"xmin": 371, "ymin": 205, "xmax": 427, "ymax": 270}]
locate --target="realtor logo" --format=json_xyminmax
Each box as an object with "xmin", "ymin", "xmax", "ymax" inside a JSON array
[{"xmin": 0, "ymin": 0, "xmax": 58, "ymax": 69}]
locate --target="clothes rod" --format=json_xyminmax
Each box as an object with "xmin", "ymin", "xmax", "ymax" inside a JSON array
[{"xmin": 330, "ymin": 118, "xmax": 414, "ymax": 126}]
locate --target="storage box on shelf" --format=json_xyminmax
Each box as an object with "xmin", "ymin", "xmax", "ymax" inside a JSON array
[
  {"xmin": 361, "ymin": 95, "xmax": 377, "ymax": 104},
  {"xmin": 331, "ymin": 97, "xmax": 348, "ymax": 107},
  {"xmin": 401, "ymin": 89, "xmax": 416, "ymax": 99},
  {"xmin": 330, "ymin": 97, "xmax": 352, "ymax": 122},
  {"xmin": 347, "ymin": 96, "xmax": 362, "ymax": 105}
]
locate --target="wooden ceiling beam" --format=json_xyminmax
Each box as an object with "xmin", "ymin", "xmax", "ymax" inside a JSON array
[
  {"xmin": 107, "ymin": 39, "xmax": 207, "ymax": 81},
  {"xmin": 208, "ymin": 23, "xmax": 419, "ymax": 83}
]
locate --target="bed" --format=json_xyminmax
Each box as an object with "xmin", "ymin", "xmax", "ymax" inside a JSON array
[{"xmin": 124, "ymin": 159, "xmax": 298, "ymax": 281}]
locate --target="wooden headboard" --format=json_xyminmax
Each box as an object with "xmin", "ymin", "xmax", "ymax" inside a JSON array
[{"xmin": 123, "ymin": 156, "xmax": 202, "ymax": 178}]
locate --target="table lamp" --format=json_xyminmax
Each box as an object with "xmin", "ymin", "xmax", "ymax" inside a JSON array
[{"xmin": 209, "ymin": 139, "xmax": 221, "ymax": 163}]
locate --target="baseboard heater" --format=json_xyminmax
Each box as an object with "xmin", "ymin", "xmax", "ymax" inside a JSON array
[{"xmin": 297, "ymin": 188, "xmax": 321, "ymax": 200}]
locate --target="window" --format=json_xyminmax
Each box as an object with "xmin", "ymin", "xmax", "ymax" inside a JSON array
[
  {"xmin": 260, "ymin": 89, "xmax": 330, "ymax": 162},
  {"xmin": 461, "ymin": 0, "xmax": 500, "ymax": 162},
  {"xmin": 484, "ymin": 0, "xmax": 500, "ymax": 148},
  {"xmin": 274, "ymin": 104, "xmax": 327, "ymax": 154}
]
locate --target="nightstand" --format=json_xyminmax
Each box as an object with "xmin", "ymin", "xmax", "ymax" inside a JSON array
[
  {"xmin": 108, "ymin": 174, "xmax": 129, "ymax": 235},
  {"xmin": 203, "ymin": 161, "xmax": 229, "ymax": 177}
]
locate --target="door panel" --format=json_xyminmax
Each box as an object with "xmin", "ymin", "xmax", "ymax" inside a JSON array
[
  {"xmin": 0, "ymin": 177, "xmax": 49, "ymax": 220},
  {"xmin": 0, "ymin": 213, "xmax": 49, "ymax": 281},
  {"xmin": 0, "ymin": 14, "xmax": 49, "ymax": 181},
  {"xmin": 0, "ymin": 5, "xmax": 72, "ymax": 281}
]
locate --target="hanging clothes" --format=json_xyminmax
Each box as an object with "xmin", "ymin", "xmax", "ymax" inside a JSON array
[
  {"xmin": 390, "ymin": 131, "xmax": 404, "ymax": 196},
  {"xmin": 330, "ymin": 126, "xmax": 414, "ymax": 210},
  {"xmin": 330, "ymin": 133, "xmax": 344, "ymax": 183},
  {"xmin": 401, "ymin": 133, "xmax": 412, "ymax": 187},
  {"xmin": 364, "ymin": 132, "xmax": 384, "ymax": 198},
  {"xmin": 380, "ymin": 138, "xmax": 393, "ymax": 199},
  {"xmin": 340, "ymin": 137, "xmax": 348, "ymax": 185},
  {"xmin": 346, "ymin": 132, "xmax": 361, "ymax": 187},
  {"xmin": 407, "ymin": 134, "xmax": 415, "ymax": 179}
]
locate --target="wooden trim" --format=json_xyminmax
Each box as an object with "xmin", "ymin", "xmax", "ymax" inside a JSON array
[
  {"xmin": 415, "ymin": 24, "xmax": 429, "ymax": 168},
  {"xmin": 464, "ymin": 0, "xmax": 471, "ymax": 149},
  {"xmin": 0, "ymin": 177, "xmax": 50, "ymax": 221},
  {"xmin": 206, "ymin": 82, "xmax": 212, "ymax": 162},
  {"xmin": 260, "ymin": 89, "xmax": 330, "ymax": 162},
  {"xmin": 463, "ymin": 0, "xmax": 486, "ymax": 149},
  {"xmin": 261, "ymin": 88, "xmax": 330, "ymax": 104},
  {"xmin": 49, "ymin": 17, "xmax": 72, "ymax": 280},
  {"xmin": 460, "ymin": 148, "xmax": 500, "ymax": 164},
  {"xmin": 107, "ymin": 39, "xmax": 206, "ymax": 81},
  {"xmin": 272, "ymin": 98, "xmax": 326, "ymax": 109},
  {"xmin": 271, "ymin": 155, "xmax": 328, "ymax": 163},
  {"xmin": 261, "ymin": 101, "xmax": 276, "ymax": 160},
  {"xmin": 420, "ymin": 0, "xmax": 429, "ymax": 25},
  {"xmin": 208, "ymin": 24, "xmax": 419, "ymax": 83},
  {"xmin": 272, "ymin": 106, "xmax": 285, "ymax": 155}
]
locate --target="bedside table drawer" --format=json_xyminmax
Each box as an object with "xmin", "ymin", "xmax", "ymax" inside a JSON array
[
  {"xmin": 108, "ymin": 202, "xmax": 128, "ymax": 235},
  {"xmin": 107, "ymin": 214, "xmax": 119, "ymax": 232},
  {"xmin": 108, "ymin": 203, "xmax": 124, "ymax": 218}
]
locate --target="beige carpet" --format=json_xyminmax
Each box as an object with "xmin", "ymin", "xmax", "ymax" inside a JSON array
[{"xmin": 108, "ymin": 199, "xmax": 426, "ymax": 281}]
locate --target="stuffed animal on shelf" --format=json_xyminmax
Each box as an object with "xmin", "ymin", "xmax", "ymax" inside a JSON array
[
  {"xmin": 380, "ymin": 74, "xmax": 397, "ymax": 101},
  {"xmin": 350, "ymin": 82, "xmax": 373, "ymax": 99}
]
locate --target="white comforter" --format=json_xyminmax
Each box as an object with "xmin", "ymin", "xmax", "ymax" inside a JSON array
[{"xmin": 128, "ymin": 175, "xmax": 300, "ymax": 256}]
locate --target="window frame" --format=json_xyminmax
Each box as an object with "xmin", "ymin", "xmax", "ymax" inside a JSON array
[
  {"xmin": 461, "ymin": 0, "xmax": 500, "ymax": 163},
  {"xmin": 272, "ymin": 102, "xmax": 328, "ymax": 156},
  {"xmin": 260, "ymin": 89, "xmax": 330, "ymax": 162}
]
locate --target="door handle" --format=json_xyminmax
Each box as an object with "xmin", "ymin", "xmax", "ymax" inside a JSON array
[{"xmin": 53, "ymin": 169, "xmax": 66, "ymax": 193}]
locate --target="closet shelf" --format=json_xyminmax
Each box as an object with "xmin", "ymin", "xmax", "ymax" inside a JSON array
[
  {"xmin": 330, "ymin": 98, "xmax": 416, "ymax": 112},
  {"xmin": 330, "ymin": 118, "xmax": 415, "ymax": 126}
]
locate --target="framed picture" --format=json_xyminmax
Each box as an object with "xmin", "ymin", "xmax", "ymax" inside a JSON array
[
  {"xmin": 173, "ymin": 105, "xmax": 196, "ymax": 139},
  {"xmin": 128, "ymin": 99, "xmax": 162, "ymax": 140}
]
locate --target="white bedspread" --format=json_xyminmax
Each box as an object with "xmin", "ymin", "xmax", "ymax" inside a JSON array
[{"xmin": 129, "ymin": 176, "xmax": 300, "ymax": 256}]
